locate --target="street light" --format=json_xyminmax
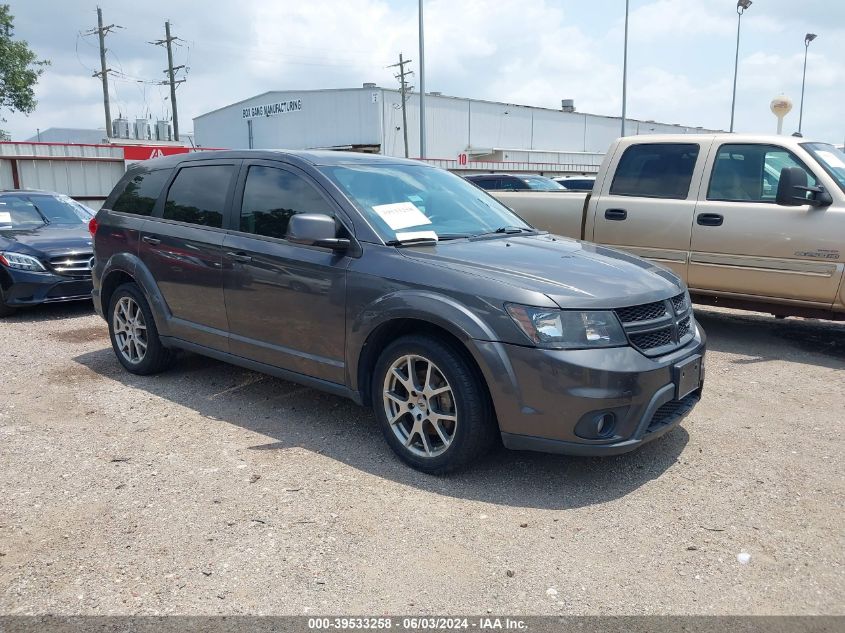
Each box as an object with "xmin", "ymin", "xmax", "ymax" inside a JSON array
[
  {"xmin": 798, "ymin": 33, "xmax": 818, "ymax": 135},
  {"xmin": 418, "ymin": 0, "xmax": 427, "ymax": 158},
  {"xmin": 621, "ymin": 0, "xmax": 629, "ymax": 137},
  {"xmin": 729, "ymin": 0, "xmax": 752, "ymax": 133}
]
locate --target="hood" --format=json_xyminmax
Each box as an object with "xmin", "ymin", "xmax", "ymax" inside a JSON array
[
  {"xmin": 0, "ymin": 224, "xmax": 93, "ymax": 258},
  {"xmin": 398, "ymin": 233, "xmax": 684, "ymax": 308}
]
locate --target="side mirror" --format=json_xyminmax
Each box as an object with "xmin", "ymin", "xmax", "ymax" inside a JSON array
[
  {"xmin": 287, "ymin": 213, "xmax": 351, "ymax": 251},
  {"xmin": 776, "ymin": 167, "xmax": 832, "ymax": 208}
]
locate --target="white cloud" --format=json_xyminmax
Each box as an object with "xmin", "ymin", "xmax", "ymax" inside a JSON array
[{"xmin": 3, "ymin": 0, "xmax": 844, "ymax": 145}]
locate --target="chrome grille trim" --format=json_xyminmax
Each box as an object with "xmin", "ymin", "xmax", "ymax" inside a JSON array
[{"xmin": 48, "ymin": 253, "xmax": 94, "ymax": 277}]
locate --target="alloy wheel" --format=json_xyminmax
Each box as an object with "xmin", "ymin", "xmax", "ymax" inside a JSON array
[
  {"xmin": 382, "ymin": 354, "xmax": 458, "ymax": 458},
  {"xmin": 113, "ymin": 296, "xmax": 148, "ymax": 364}
]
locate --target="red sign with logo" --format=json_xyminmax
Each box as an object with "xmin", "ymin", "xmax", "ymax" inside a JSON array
[{"xmin": 121, "ymin": 145, "xmax": 195, "ymax": 161}]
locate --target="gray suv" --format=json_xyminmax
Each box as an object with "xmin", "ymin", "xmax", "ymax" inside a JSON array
[{"xmin": 91, "ymin": 150, "xmax": 705, "ymax": 473}]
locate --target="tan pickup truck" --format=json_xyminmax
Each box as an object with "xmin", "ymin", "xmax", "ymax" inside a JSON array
[{"xmin": 490, "ymin": 134, "xmax": 845, "ymax": 320}]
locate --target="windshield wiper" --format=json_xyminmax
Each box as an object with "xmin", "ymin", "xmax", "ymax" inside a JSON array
[
  {"xmin": 27, "ymin": 200, "xmax": 51, "ymax": 225},
  {"xmin": 386, "ymin": 232, "xmax": 471, "ymax": 246},
  {"xmin": 471, "ymin": 226, "xmax": 535, "ymax": 238},
  {"xmin": 385, "ymin": 236, "xmax": 439, "ymax": 247}
]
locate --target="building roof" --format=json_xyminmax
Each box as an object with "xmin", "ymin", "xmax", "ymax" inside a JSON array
[
  {"xmin": 25, "ymin": 128, "xmax": 109, "ymax": 144},
  {"xmin": 193, "ymin": 86, "xmax": 720, "ymax": 132}
]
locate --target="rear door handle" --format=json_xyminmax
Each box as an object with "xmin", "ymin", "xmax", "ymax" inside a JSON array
[
  {"xmin": 696, "ymin": 213, "xmax": 724, "ymax": 227},
  {"xmin": 227, "ymin": 252, "xmax": 252, "ymax": 263},
  {"xmin": 604, "ymin": 208, "xmax": 627, "ymax": 221},
  {"xmin": 141, "ymin": 235, "xmax": 161, "ymax": 245}
]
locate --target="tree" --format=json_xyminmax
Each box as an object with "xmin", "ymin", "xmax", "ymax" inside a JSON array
[{"xmin": 0, "ymin": 4, "xmax": 49, "ymax": 137}]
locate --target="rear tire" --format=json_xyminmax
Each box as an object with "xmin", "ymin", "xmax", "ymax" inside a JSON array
[
  {"xmin": 108, "ymin": 282, "xmax": 174, "ymax": 375},
  {"xmin": 372, "ymin": 335, "xmax": 497, "ymax": 474}
]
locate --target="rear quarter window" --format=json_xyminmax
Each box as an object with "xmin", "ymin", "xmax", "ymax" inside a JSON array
[
  {"xmin": 162, "ymin": 164, "xmax": 235, "ymax": 228},
  {"xmin": 111, "ymin": 169, "xmax": 171, "ymax": 216},
  {"xmin": 610, "ymin": 143, "xmax": 699, "ymax": 199}
]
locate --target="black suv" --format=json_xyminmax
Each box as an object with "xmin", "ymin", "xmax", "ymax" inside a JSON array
[
  {"xmin": 0, "ymin": 190, "xmax": 96, "ymax": 317},
  {"xmin": 465, "ymin": 174, "xmax": 564, "ymax": 191},
  {"xmin": 92, "ymin": 151, "xmax": 705, "ymax": 473}
]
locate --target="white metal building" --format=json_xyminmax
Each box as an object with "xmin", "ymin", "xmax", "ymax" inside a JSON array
[{"xmin": 194, "ymin": 85, "xmax": 720, "ymax": 171}]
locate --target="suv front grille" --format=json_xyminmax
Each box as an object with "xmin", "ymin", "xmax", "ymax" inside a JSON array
[
  {"xmin": 48, "ymin": 253, "xmax": 94, "ymax": 278},
  {"xmin": 630, "ymin": 328, "xmax": 673, "ymax": 350},
  {"xmin": 677, "ymin": 316, "xmax": 691, "ymax": 339},
  {"xmin": 615, "ymin": 300, "xmax": 666, "ymax": 323},
  {"xmin": 614, "ymin": 292, "xmax": 694, "ymax": 357},
  {"xmin": 672, "ymin": 293, "xmax": 689, "ymax": 315}
]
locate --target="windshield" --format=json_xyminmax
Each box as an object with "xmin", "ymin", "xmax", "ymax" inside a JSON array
[
  {"xmin": 521, "ymin": 175, "xmax": 564, "ymax": 191},
  {"xmin": 0, "ymin": 194, "xmax": 94, "ymax": 230},
  {"xmin": 802, "ymin": 143, "xmax": 845, "ymax": 194},
  {"xmin": 321, "ymin": 164, "xmax": 533, "ymax": 242}
]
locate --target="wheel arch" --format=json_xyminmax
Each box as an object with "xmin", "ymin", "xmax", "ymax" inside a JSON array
[
  {"xmin": 99, "ymin": 253, "xmax": 172, "ymax": 335},
  {"xmin": 348, "ymin": 292, "xmax": 502, "ymax": 405}
]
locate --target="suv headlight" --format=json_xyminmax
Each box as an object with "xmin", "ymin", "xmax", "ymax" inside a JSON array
[
  {"xmin": 0, "ymin": 251, "xmax": 47, "ymax": 272},
  {"xmin": 506, "ymin": 304, "xmax": 628, "ymax": 349}
]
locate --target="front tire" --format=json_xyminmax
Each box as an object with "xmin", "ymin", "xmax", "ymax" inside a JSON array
[
  {"xmin": 0, "ymin": 287, "xmax": 15, "ymax": 317},
  {"xmin": 372, "ymin": 335, "xmax": 497, "ymax": 474},
  {"xmin": 108, "ymin": 282, "xmax": 174, "ymax": 375}
]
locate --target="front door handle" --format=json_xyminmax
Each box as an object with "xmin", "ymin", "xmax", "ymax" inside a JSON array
[
  {"xmin": 604, "ymin": 208, "xmax": 627, "ymax": 221},
  {"xmin": 141, "ymin": 235, "xmax": 161, "ymax": 245},
  {"xmin": 227, "ymin": 252, "xmax": 252, "ymax": 263},
  {"xmin": 697, "ymin": 213, "xmax": 724, "ymax": 227}
]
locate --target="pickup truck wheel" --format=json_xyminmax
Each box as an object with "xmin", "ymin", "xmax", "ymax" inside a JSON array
[
  {"xmin": 108, "ymin": 282, "xmax": 174, "ymax": 375},
  {"xmin": 373, "ymin": 335, "xmax": 497, "ymax": 474}
]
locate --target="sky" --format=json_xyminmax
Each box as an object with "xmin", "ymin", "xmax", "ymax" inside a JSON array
[{"xmin": 4, "ymin": 0, "xmax": 844, "ymax": 146}]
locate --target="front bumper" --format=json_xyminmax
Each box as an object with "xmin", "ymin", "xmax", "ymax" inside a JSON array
[
  {"xmin": 475, "ymin": 322, "xmax": 706, "ymax": 456},
  {"xmin": 1, "ymin": 267, "xmax": 93, "ymax": 307}
]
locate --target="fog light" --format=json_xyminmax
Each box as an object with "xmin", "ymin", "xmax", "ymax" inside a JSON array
[
  {"xmin": 596, "ymin": 413, "xmax": 613, "ymax": 435},
  {"xmin": 574, "ymin": 410, "xmax": 621, "ymax": 439}
]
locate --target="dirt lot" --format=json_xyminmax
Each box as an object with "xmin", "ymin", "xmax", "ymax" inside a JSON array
[{"xmin": 0, "ymin": 303, "xmax": 842, "ymax": 616}]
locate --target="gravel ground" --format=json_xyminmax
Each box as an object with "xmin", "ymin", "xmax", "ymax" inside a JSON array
[{"xmin": 0, "ymin": 302, "xmax": 842, "ymax": 616}]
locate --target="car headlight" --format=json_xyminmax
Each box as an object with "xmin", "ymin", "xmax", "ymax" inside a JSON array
[
  {"xmin": 0, "ymin": 251, "xmax": 47, "ymax": 272},
  {"xmin": 506, "ymin": 304, "xmax": 628, "ymax": 349}
]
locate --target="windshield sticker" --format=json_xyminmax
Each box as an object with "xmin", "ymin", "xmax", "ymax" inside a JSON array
[
  {"xmin": 372, "ymin": 202, "xmax": 432, "ymax": 231},
  {"xmin": 0, "ymin": 211, "xmax": 11, "ymax": 224},
  {"xmin": 395, "ymin": 230, "xmax": 438, "ymax": 242},
  {"xmin": 817, "ymin": 150, "xmax": 845, "ymax": 169}
]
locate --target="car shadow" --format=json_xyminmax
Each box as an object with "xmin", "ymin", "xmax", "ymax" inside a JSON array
[
  {"xmin": 73, "ymin": 347, "xmax": 689, "ymax": 510},
  {"xmin": 695, "ymin": 307, "xmax": 845, "ymax": 368},
  {"xmin": 2, "ymin": 300, "xmax": 94, "ymax": 323}
]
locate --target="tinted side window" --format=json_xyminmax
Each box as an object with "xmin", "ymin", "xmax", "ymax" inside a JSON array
[
  {"xmin": 111, "ymin": 169, "xmax": 170, "ymax": 216},
  {"xmin": 708, "ymin": 144, "xmax": 817, "ymax": 202},
  {"xmin": 468, "ymin": 177, "xmax": 496, "ymax": 190},
  {"xmin": 240, "ymin": 166, "xmax": 333, "ymax": 239},
  {"xmin": 500, "ymin": 177, "xmax": 527, "ymax": 191},
  {"xmin": 163, "ymin": 165, "xmax": 234, "ymax": 228},
  {"xmin": 610, "ymin": 143, "xmax": 699, "ymax": 199}
]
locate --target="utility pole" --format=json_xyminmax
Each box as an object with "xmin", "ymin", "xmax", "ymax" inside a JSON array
[
  {"xmin": 388, "ymin": 53, "xmax": 413, "ymax": 158},
  {"xmin": 153, "ymin": 21, "xmax": 185, "ymax": 141},
  {"xmin": 83, "ymin": 7, "xmax": 120, "ymax": 138}
]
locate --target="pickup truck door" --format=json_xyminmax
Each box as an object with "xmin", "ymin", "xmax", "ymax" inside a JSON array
[
  {"xmin": 589, "ymin": 142, "xmax": 707, "ymax": 281},
  {"xmin": 688, "ymin": 142, "xmax": 843, "ymax": 305}
]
